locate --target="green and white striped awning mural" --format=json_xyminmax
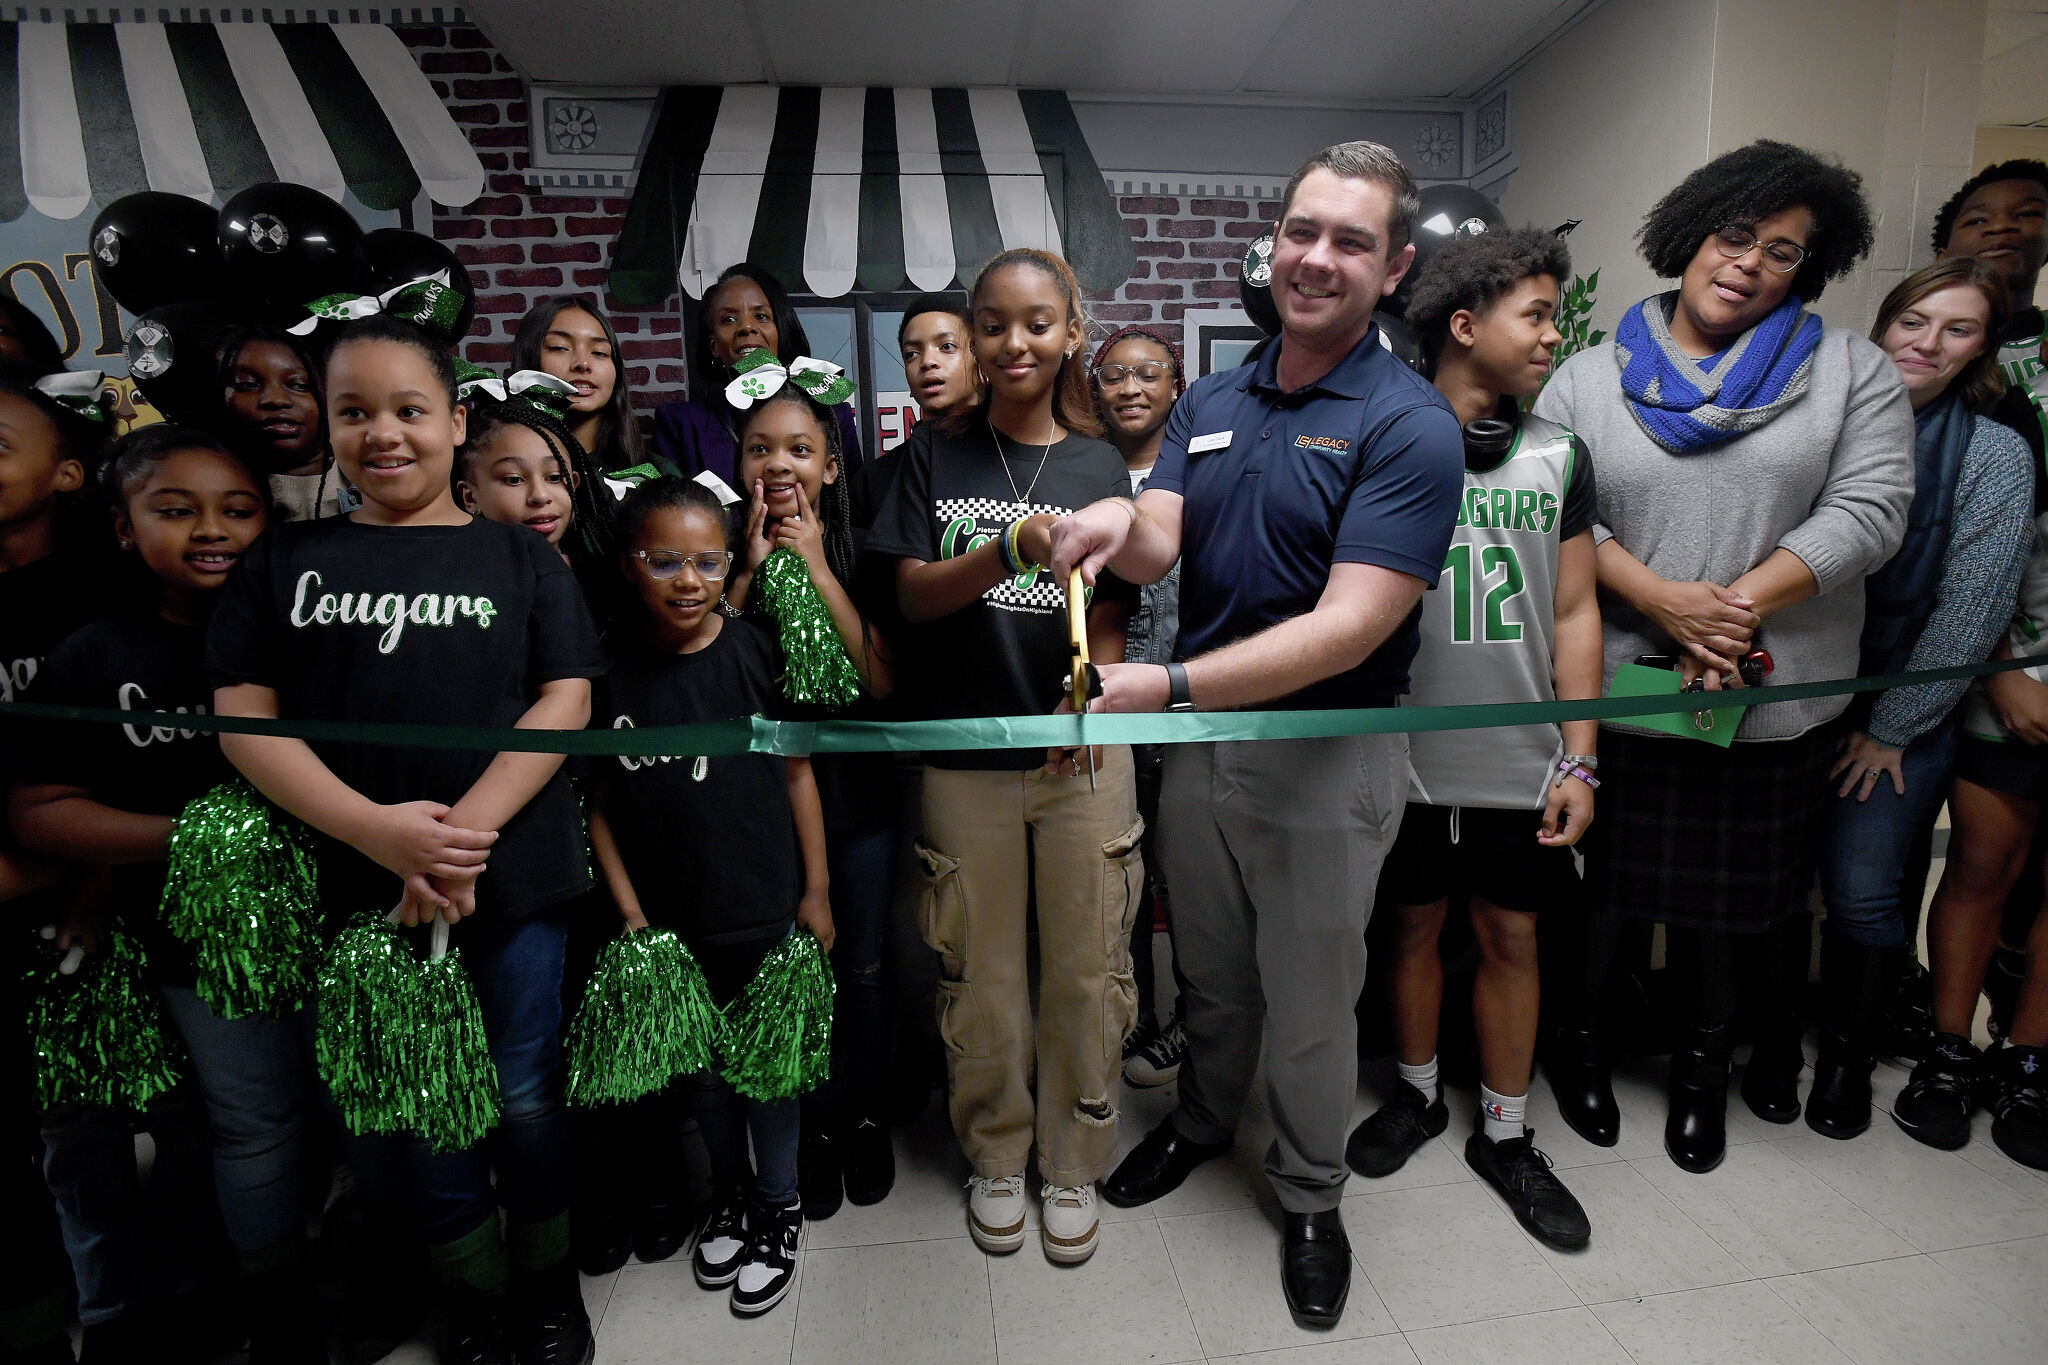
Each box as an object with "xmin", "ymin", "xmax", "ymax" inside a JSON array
[
  {"xmin": 610, "ymin": 85, "xmax": 1134, "ymax": 305},
  {"xmin": 0, "ymin": 17, "xmax": 485, "ymax": 220}
]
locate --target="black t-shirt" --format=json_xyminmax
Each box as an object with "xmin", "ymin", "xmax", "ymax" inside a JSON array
[
  {"xmin": 204, "ymin": 516, "xmax": 607, "ymax": 919},
  {"xmin": 590, "ymin": 620, "xmax": 798, "ymax": 947},
  {"xmin": 13, "ymin": 613, "xmax": 232, "ymax": 984},
  {"xmin": 865, "ymin": 420, "xmax": 1136, "ymax": 770},
  {"xmin": 1, "ymin": 551, "xmax": 123, "ymax": 781}
]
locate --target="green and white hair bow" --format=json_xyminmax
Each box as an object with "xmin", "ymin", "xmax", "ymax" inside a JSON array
[
  {"xmin": 34, "ymin": 370, "xmax": 107, "ymax": 421},
  {"xmin": 724, "ymin": 349, "xmax": 856, "ymax": 409},
  {"xmin": 290, "ymin": 269, "xmax": 466, "ymax": 343},
  {"xmin": 457, "ymin": 367, "xmax": 578, "ymax": 421}
]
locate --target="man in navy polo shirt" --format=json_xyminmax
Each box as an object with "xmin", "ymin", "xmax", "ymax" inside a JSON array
[{"xmin": 1049, "ymin": 141, "xmax": 1462, "ymax": 1328}]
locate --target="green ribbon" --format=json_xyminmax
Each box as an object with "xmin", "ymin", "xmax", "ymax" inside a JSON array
[{"xmin": 5, "ymin": 654, "xmax": 2044, "ymax": 758}]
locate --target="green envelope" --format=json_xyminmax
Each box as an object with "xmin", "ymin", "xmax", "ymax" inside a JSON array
[{"xmin": 1607, "ymin": 663, "xmax": 1746, "ymax": 748}]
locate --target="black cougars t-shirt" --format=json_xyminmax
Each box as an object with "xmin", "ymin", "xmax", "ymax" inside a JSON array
[
  {"xmin": 865, "ymin": 421, "xmax": 1134, "ymax": 770},
  {"xmin": 591, "ymin": 619, "xmax": 798, "ymax": 947},
  {"xmin": 205, "ymin": 516, "xmax": 607, "ymax": 919},
  {"xmin": 14, "ymin": 612, "xmax": 233, "ymax": 984}
]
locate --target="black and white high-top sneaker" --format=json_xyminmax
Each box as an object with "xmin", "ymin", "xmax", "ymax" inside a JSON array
[
  {"xmin": 692, "ymin": 1190, "xmax": 750, "ymax": 1289},
  {"xmin": 730, "ymin": 1201, "xmax": 802, "ymax": 1317}
]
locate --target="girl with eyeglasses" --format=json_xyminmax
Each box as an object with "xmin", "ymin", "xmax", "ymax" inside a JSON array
[
  {"xmin": 1534, "ymin": 141, "xmax": 1914, "ymax": 1176},
  {"xmin": 585, "ymin": 475, "xmax": 832, "ymax": 1317}
]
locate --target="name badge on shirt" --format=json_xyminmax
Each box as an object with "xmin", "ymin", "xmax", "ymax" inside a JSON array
[{"xmin": 1187, "ymin": 430, "xmax": 1233, "ymax": 453}]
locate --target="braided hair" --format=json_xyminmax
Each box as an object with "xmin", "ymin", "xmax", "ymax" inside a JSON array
[
  {"xmin": 739, "ymin": 383, "xmax": 857, "ymax": 591},
  {"xmin": 460, "ymin": 394, "xmax": 618, "ymax": 562}
]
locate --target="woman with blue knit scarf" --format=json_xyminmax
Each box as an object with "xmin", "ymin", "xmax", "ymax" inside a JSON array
[{"xmin": 1535, "ymin": 141, "xmax": 1915, "ymax": 1175}]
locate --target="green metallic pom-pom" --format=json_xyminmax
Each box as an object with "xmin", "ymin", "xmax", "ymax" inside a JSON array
[
  {"xmin": 759, "ymin": 547, "xmax": 861, "ymax": 708},
  {"xmin": 411, "ymin": 946, "xmax": 502, "ymax": 1152},
  {"xmin": 718, "ymin": 930, "xmax": 834, "ymax": 1101},
  {"xmin": 315, "ymin": 917, "xmax": 421, "ymax": 1137},
  {"xmin": 161, "ymin": 780, "xmax": 321, "ymax": 1018},
  {"xmin": 25, "ymin": 929, "xmax": 185, "ymax": 1111},
  {"xmin": 566, "ymin": 927, "xmax": 723, "ymax": 1106},
  {"xmin": 315, "ymin": 917, "xmax": 502, "ymax": 1152}
]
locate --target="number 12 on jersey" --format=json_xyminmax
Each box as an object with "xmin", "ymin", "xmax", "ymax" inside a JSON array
[{"xmin": 1444, "ymin": 543, "xmax": 1526, "ymax": 643}]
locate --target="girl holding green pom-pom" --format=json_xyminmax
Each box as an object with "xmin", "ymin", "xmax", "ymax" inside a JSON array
[
  {"xmin": 206, "ymin": 317, "xmax": 608, "ymax": 1365},
  {"xmin": 587, "ymin": 474, "xmax": 834, "ymax": 1318},
  {"xmin": 726, "ymin": 382, "xmax": 904, "ymax": 1215},
  {"xmin": 10, "ymin": 423, "xmax": 265, "ymax": 1361}
]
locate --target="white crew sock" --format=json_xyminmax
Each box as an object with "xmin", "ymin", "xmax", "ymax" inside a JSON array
[
  {"xmin": 1397, "ymin": 1056, "xmax": 1439, "ymax": 1104},
  {"xmin": 1480, "ymin": 1084, "xmax": 1526, "ymax": 1143}
]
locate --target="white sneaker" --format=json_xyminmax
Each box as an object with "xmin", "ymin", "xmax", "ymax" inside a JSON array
[
  {"xmin": 1040, "ymin": 1182, "xmax": 1100, "ymax": 1264},
  {"xmin": 967, "ymin": 1174, "xmax": 1027, "ymax": 1254}
]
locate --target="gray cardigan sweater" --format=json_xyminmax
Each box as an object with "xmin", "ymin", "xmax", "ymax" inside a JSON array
[{"xmin": 1534, "ymin": 326, "xmax": 1915, "ymax": 741}]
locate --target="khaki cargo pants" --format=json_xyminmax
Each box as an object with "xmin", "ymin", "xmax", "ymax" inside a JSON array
[{"xmin": 916, "ymin": 745, "xmax": 1144, "ymax": 1188}]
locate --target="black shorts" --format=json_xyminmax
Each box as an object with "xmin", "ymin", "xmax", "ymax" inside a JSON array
[
  {"xmin": 1955, "ymin": 735, "xmax": 2048, "ymax": 801},
  {"xmin": 1378, "ymin": 802, "xmax": 1578, "ymax": 915}
]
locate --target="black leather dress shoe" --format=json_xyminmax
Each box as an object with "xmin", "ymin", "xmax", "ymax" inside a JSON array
[
  {"xmin": 1281, "ymin": 1210, "xmax": 1351, "ymax": 1329},
  {"xmin": 1101, "ymin": 1119, "xmax": 1231, "ymax": 1208}
]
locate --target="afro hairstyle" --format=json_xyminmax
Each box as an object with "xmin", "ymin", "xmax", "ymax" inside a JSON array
[
  {"xmin": 1405, "ymin": 227, "xmax": 1573, "ymax": 364},
  {"xmin": 1930, "ymin": 159, "xmax": 2048, "ymax": 254},
  {"xmin": 1636, "ymin": 139, "xmax": 1874, "ymax": 302}
]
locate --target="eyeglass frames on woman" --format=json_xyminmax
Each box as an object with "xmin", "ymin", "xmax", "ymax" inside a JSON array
[
  {"xmin": 1713, "ymin": 224, "xmax": 1806, "ymax": 274},
  {"xmin": 1094, "ymin": 362, "xmax": 1174, "ymax": 386},
  {"xmin": 631, "ymin": 549, "xmax": 732, "ymax": 581}
]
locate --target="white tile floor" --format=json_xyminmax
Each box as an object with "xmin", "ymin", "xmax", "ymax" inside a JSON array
[
  {"xmin": 367, "ymin": 1049, "xmax": 2046, "ymax": 1365},
  {"xmin": 365, "ymin": 842, "xmax": 2047, "ymax": 1365}
]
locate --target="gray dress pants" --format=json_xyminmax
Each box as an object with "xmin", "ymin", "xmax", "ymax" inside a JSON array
[{"xmin": 1158, "ymin": 732, "xmax": 1407, "ymax": 1212}]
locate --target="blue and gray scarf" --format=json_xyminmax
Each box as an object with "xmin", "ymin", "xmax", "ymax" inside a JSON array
[{"xmin": 1615, "ymin": 291, "xmax": 1823, "ymax": 453}]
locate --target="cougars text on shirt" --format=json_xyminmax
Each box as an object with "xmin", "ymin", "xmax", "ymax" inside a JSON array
[{"xmin": 288, "ymin": 569, "xmax": 498, "ymax": 655}]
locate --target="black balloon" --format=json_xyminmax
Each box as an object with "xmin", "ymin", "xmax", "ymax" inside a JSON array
[
  {"xmin": 1373, "ymin": 310, "xmax": 1427, "ymax": 376},
  {"xmin": 1239, "ymin": 231, "xmax": 1280, "ymax": 336},
  {"xmin": 217, "ymin": 183, "xmax": 370, "ymax": 317},
  {"xmin": 364, "ymin": 229, "xmax": 478, "ymax": 342},
  {"xmin": 1384, "ymin": 184, "xmax": 1506, "ymax": 320},
  {"xmin": 89, "ymin": 192, "xmax": 228, "ymax": 315},
  {"xmin": 122, "ymin": 298, "xmax": 233, "ymax": 424}
]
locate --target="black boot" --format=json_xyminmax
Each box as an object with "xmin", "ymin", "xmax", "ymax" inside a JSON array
[
  {"xmin": 508, "ymin": 1260, "xmax": 595, "ymax": 1365},
  {"xmin": 1741, "ymin": 916, "xmax": 1812, "ymax": 1125},
  {"xmin": 1666, "ymin": 1026, "xmax": 1734, "ymax": 1173},
  {"xmin": 799, "ymin": 1108, "xmax": 844, "ymax": 1221},
  {"xmin": 244, "ymin": 1264, "xmax": 325, "ymax": 1365},
  {"xmin": 439, "ymin": 1285, "xmax": 517, "ymax": 1365},
  {"xmin": 842, "ymin": 1099, "xmax": 896, "ymax": 1206},
  {"xmin": 1805, "ymin": 936, "xmax": 1903, "ymax": 1140},
  {"xmin": 1547, "ymin": 1026, "xmax": 1619, "ymax": 1147}
]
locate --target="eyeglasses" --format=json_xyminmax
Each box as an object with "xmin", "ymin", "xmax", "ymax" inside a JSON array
[
  {"xmin": 631, "ymin": 549, "xmax": 732, "ymax": 581},
  {"xmin": 1713, "ymin": 225, "xmax": 1807, "ymax": 274},
  {"xmin": 1095, "ymin": 362, "xmax": 1173, "ymax": 386}
]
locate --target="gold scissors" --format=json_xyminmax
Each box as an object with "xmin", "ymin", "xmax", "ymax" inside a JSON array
[{"xmin": 1065, "ymin": 565, "xmax": 1101, "ymax": 791}]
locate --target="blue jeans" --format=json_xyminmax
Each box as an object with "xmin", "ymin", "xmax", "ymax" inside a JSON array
[
  {"xmin": 160, "ymin": 986, "xmax": 409, "ymax": 1258},
  {"xmin": 38, "ymin": 1087, "xmax": 219, "ymax": 1324},
  {"xmin": 825, "ymin": 822, "xmax": 895, "ymax": 1098},
  {"xmin": 1819, "ymin": 720, "xmax": 1958, "ymax": 948},
  {"xmin": 350, "ymin": 909, "xmax": 575, "ymax": 1245},
  {"xmin": 691, "ymin": 1073, "xmax": 800, "ymax": 1208}
]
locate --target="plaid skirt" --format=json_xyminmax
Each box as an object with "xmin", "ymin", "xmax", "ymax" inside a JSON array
[{"xmin": 1584, "ymin": 724, "xmax": 1836, "ymax": 933}]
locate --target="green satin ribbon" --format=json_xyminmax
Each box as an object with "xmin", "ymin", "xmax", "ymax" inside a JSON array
[{"xmin": 6, "ymin": 654, "xmax": 2043, "ymax": 758}]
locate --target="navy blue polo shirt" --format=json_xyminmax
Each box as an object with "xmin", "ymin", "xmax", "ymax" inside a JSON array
[{"xmin": 1148, "ymin": 325, "xmax": 1463, "ymax": 709}]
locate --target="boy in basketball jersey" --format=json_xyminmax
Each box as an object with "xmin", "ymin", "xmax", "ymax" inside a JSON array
[{"xmin": 1347, "ymin": 228, "xmax": 1600, "ymax": 1250}]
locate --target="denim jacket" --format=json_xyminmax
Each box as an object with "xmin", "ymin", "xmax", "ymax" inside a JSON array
[
  {"xmin": 1125, "ymin": 561, "xmax": 1181, "ymax": 666},
  {"xmin": 1122, "ymin": 464, "xmax": 1180, "ymax": 666}
]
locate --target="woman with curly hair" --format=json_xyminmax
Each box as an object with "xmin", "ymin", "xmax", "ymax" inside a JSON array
[{"xmin": 1535, "ymin": 140, "xmax": 1914, "ymax": 1174}]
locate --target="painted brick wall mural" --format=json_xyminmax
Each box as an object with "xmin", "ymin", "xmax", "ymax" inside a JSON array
[{"xmin": 399, "ymin": 22, "xmax": 1267, "ymax": 408}]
